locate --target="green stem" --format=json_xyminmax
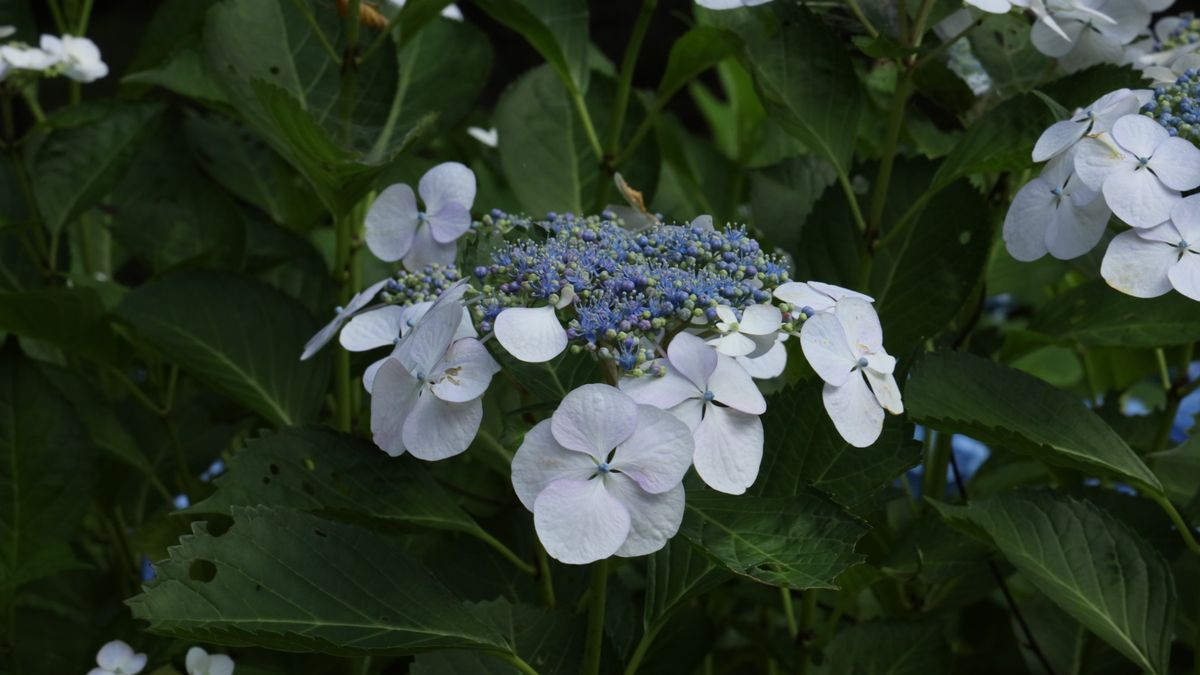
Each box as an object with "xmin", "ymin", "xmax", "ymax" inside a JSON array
[
  {"xmin": 333, "ymin": 211, "xmax": 354, "ymax": 432},
  {"xmin": 796, "ymin": 590, "xmax": 818, "ymax": 675},
  {"xmin": 19, "ymin": 89, "xmax": 46, "ymax": 123},
  {"xmin": 493, "ymin": 651, "xmax": 541, "ymax": 675},
  {"xmin": 1156, "ymin": 348, "xmax": 1172, "ymax": 391},
  {"xmin": 924, "ymin": 431, "xmax": 951, "ymax": 503},
  {"xmin": 1150, "ymin": 493, "xmax": 1200, "ymax": 557},
  {"xmin": 361, "ymin": 10, "xmax": 404, "ymax": 63},
  {"xmin": 47, "ymin": 0, "xmax": 68, "ymax": 33},
  {"xmin": 909, "ymin": 0, "xmax": 939, "ymax": 47},
  {"xmin": 780, "ymin": 588, "xmax": 798, "ymax": 638},
  {"xmin": 473, "ymin": 529, "xmax": 537, "ymax": 576},
  {"xmin": 581, "ymin": 558, "xmax": 609, "ymax": 675},
  {"xmin": 290, "ymin": 0, "xmax": 343, "ymax": 65},
  {"xmin": 845, "ymin": 0, "xmax": 879, "ymax": 37},
  {"xmin": 537, "ymin": 542, "xmax": 557, "ymax": 610},
  {"xmin": 866, "ymin": 67, "xmax": 913, "ymax": 238},
  {"xmin": 913, "ymin": 17, "xmax": 983, "ymax": 70},
  {"xmin": 835, "ymin": 171, "xmax": 869, "ymax": 235},
  {"xmin": 623, "ymin": 619, "xmax": 666, "ymax": 675},
  {"xmin": 571, "ymin": 88, "xmax": 604, "ymax": 161},
  {"xmin": 605, "ymin": 0, "xmax": 657, "ymax": 157},
  {"xmin": 75, "ymin": 0, "xmax": 95, "ymax": 34},
  {"xmin": 351, "ymin": 655, "xmax": 372, "ymax": 675}
]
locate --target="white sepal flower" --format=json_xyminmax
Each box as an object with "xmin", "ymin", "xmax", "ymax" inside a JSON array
[
  {"xmin": 1031, "ymin": 1, "xmax": 1149, "ymax": 72},
  {"xmin": 365, "ymin": 162, "xmax": 476, "ymax": 270},
  {"xmin": 512, "ymin": 384, "xmax": 693, "ymax": 564},
  {"xmin": 494, "ymin": 305, "xmax": 568, "ymax": 363},
  {"xmin": 339, "ymin": 292, "xmax": 476, "ymax": 391},
  {"xmin": 0, "ymin": 43, "xmax": 58, "ymax": 71},
  {"xmin": 88, "ymin": 640, "xmax": 147, "ymax": 675},
  {"xmin": 736, "ymin": 333, "xmax": 788, "ymax": 380},
  {"xmin": 0, "ymin": 26, "xmax": 15, "ymax": 39},
  {"xmin": 695, "ymin": 0, "xmax": 773, "ymax": 9},
  {"xmin": 965, "ymin": 0, "xmax": 1031, "ymax": 14},
  {"xmin": 370, "ymin": 288, "xmax": 499, "ymax": 460},
  {"xmin": 1101, "ymin": 195, "xmax": 1200, "ymax": 300},
  {"xmin": 386, "ymin": 0, "xmax": 463, "ymax": 20},
  {"xmin": 773, "ymin": 281, "xmax": 873, "ymax": 317},
  {"xmin": 621, "ymin": 333, "xmax": 765, "ymax": 495},
  {"xmin": 1003, "ymin": 150, "xmax": 1111, "ymax": 261},
  {"xmin": 301, "ymin": 278, "xmax": 390, "ymax": 360},
  {"xmin": 800, "ymin": 298, "xmax": 903, "ymax": 448},
  {"xmin": 1032, "ymin": 88, "xmax": 1143, "ymax": 162},
  {"xmin": 185, "ymin": 646, "xmax": 235, "ymax": 675},
  {"xmin": 467, "ymin": 126, "xmax": 498, "ymax": 147},
  {"xmin": 707, "ymin": 304, "xmax": 781, "ymax": 357},
  {"xmin": 1074, "ymin": 114, "xmax": 1200, "ymax": 228},
  {"xmin": 40, "ymin": 34, "xmax": 107, "ymax": 82}
]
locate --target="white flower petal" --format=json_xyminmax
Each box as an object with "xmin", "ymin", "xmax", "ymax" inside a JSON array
[
  {"xmin": 1113, "ymin": 114, "xmax": 1169, "ymax": 158},
  {"xmin": 1031, "ymin": 15, "xmax": 1082, "ymax": 57},
  {"xmin": 692, "ymin": 404, "xmax": 763, "ymax": 495},
  {"xmin": 395, "ymin": 302, "xmax": 461, "ymax": 376},
  {"xmin": 467, "ymin": 126, "xmax": 498, "ymax": 147},
  {"xmin": 97, "ymin": 641, "xmax": 135, "ymax": 671},
  {"xmin": 807, "ymin": 281, "xmax": 873, "ymax": 304},
  {"xmin": 666, "ymin": 332, "xmax": 717, "ymax": 389},
  {"xmin": 1045, "ymin": 184, "xmax": 1111, "ymax": 259},
  {"xmin": 339, "ymin": 305, "xmax": 405, "ymax": 352},
  {"xmin": 511, "ymin": 420, "xmax": 598, "ymax": 511},
  {"xmin": 402, "ymin": 390, "xmax": 481, "ymax": 460},
  {"xmin": 206, "ymin": 654, "xmax": 235, "ymax": 675},
  {"xmin": 402, "ymin": 222, "xmax": 457, "ymax": 271},
  {"xmin": 429, "ymin": 338, "xmax": 500, "ymax": 402},
  {"xmin": 690, "ymin": 214, "xmax": 715, "ymax": 230},
  {"xmin": 552, "ymin": 384, "xmax": 639, "ymax": 460},
  {"xmin": 534, "ymin": 478, "xmax": 630, "ymax": 565},
  {"xmin": 362, "ymin": 353, "xmax": 392, "ymax": 393},
  {"xmin": 865, "ymin": 368, "xmax": 904, "ymax": 414},
  {"xmin": 823, "ymin": 376, "xmax": 885, "ymax": 448},
  {"xmin": 1073, "ymin": 135, "xmax": 1130, "ymax": 190},
  {"xmin": 185, "ymin": 647, "xmax": 207, "ymax": 675},
  {"xmin": 668, "ymin": 397, "xmax": 705, "ymax": 431},
  {"xmin": 709, "ymin": 354, "xmax": 766, "ymax": 415},
  {"xmin": 714, "ymin": 305, "xmax": 737, "ymax": 324},
  {"xmin": 611, "ymin": 404, "xmax": 694, "ymax": 494},
  {"xmin": 736, "ymin": 338, "xmax": 787, "ymax": 380},
  {"xmin": 772, "ymin": 282, "xmax": 835, "ymax": 313},
  {"xmin": 1171, "ymin": 195, "xmax": 1200, "ymax": 243},
  {"xmin": 418, "ymin": 161, "xmax": 476, "ymax": 215},
  {"xmin": 738, "ymin": 304, "xmax": 782, "ymax": 335},
  {"xmin": 494, "ymin": 306, "xmax": 567, "ymax": 363},
  {"xmin": 1100, "ymin": 228, "xmax": 1177, "ymax": 298},
  {"xmin": 370, "ymin": 359, "xmax": 421, "ymax": 457},
  {"xmin": 365, "ymin": 184, "xmax": 419, "ymax": 262},
  {"xmin": 609, "ymin": 478, "xmax": 684, "ymax": 558},
  {"xmin": 301, "ymin": 278, "xmax": 390, "ymax": 360},
  {"xmin": 1032, "ymin": 119, "xmax": 1089, "ymax": 162},
  {"xmin": 1150, "ymin": 137, "xmax": 1200, "ymax": 191},
  {"xmin": 1168, "ymin": 253, "xmax": 1200, "ymax": 301},
  {"xmin": 965, "ymin": 0, "xmax": 1015, "ymax": 13},
  {"xmin": 1103, "ymin": 166, "xmax": 1178, "ymax": 229},
  {"xmin": 707, "ymin": 331, "xmax": 757, "ymax": 357},
  {"xmin": 428, "ymin": 202, "xmax": 472, "ymax": 243},
  {"xmin": 799, "ymin": 312, "xmax": 856, "ymax": 387},
  {"xmin": 619, "ymin": 367, "xmax": 698, "ymax": 411},
  {"xmin": 1003, "ymin": 177, "xmax": 1056, "ymax": 261},
  {"xmin": 834, "ymin": 297, "xmax": 883, "ymax": 354}
]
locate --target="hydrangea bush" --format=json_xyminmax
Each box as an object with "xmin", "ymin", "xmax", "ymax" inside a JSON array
[{"xmin": 3, "ymin": 0, "xmax": 1200, "ymax": 673}]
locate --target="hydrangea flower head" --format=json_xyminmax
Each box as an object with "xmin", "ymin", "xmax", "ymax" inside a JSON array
[
  {"xmin": 1004, "ymin": 150, "xmax": 1111, "ymax": 261},
  {"xmin": 1101, "ymin": 193, "xmax": 1200, "ymax": 300},
  {"xmin": 40, "ymin": 34, "xmax": 106, "ymax": 82},
  {"xmin": 1140, "ymin": 67, "xmax": 1200, "ymax": 146}
]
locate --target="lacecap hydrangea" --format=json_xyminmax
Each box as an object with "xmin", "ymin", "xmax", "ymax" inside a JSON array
[{"xmin": 302, "ymin": 163, "xmax": 906, "ymax": 564}]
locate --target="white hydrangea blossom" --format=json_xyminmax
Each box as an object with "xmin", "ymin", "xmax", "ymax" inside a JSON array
[
  {"xmin": 365, "ymin": 162, "xmax": 476, "ymax": 271},
  {"xmin": 0, "ymin": 32, "xmax": 106, "ymax": 83},
  {"xmin": 88, "ymin": 640, "xmax": 147, "ymax": 675},
  {"xmin": 1101, "ymin": 194, "xmax": 1200, "ymax": 300},
  {"xmin": 1003, "ymin": 150, "xmax": 1111, "ymax": 261},
  {"xmin": 185, "ymin": 646, "xmax": 235, "ymax": 675}
]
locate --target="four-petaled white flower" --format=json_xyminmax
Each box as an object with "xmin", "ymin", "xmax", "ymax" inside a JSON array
[
  {"xmin": 371, "ymin": 286, "xmax": 500, "ymax": 460},
  {"xmin": 965, "ymin": 0, "xmax": 1033, "ymax": 15},
  {"xmin": 340, "ymin": 290, "xmax": 477, "ymax": 391},
  {"xmin": 0, "ymin": 43, "xmax": 57, "ymax": 71},
  {"xmin": 800, "ymin": 298, "xmax": 904, "ymax": 448},
  {"xmin": 365, "ymin": 162, "xmax": 476, "ymax": 271},
  {"xmin": 511, "ymin": 384, "xmax": 694, "ymax": 564},
  {"xmin": 773, "ymin": 281, "xmax": 873, "ymax": 318},
  {"xmin": 1101, "ymin": 194, "xmax": 1200, "ymax": 301},
  {"xmin": 736, "ymin": 333, "xmax": 788, "ymax": 380},
  {"xmin": 1074, "ymin": 114, "xmax": 1200, "ymax": 228},
  {"xmin": 694, "ymin": 0, "xmax": 773, "ymax": 9},
  {"xmin": 185, "ymin": 646, "xmax": 235, "ymax": 675},
  {"xmin": 707, "ymin": 304, "xmax": 781, "ymax": 357},
  {"xmin": 1030, "ymin": 1, "xmax": 1147, "ymax": 71},
  {"xmin": 1003, "ymin": 150, "xmax": 1111, "ymax": 261},
  {"xmin": 493, "ymin": 302, "xmax": 570, "ymax": 363},
  {"xmin": 1032, "ymin": 88, "xmax": 1145, "ymax": 162},
  {"xmin": 88, "ymin": 640, "xmax": 147, "ymax": 675},
  {"xmin": 621, "ymin": 333, "xmax": 765, "ymax": 494},
  {"xmin": 467, "ymin": 126, "xmax": 498, "ymax": 147},
  {"xmin": 300, "ymin": 278, "xmax": 390, "ymax": 360},
  {"xmin": 40, "ymin": 34, "xmax": 106, "ymax": 82}
]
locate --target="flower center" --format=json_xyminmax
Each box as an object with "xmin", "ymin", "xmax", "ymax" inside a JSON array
[
  {"xmin": 1137, "ymin": 156, "xmax": 1151, "ymax": 168},
  {"xmin": 1050, "ymin": 187, "xmax": 1064, "ymax": 197},
  {"xmin": 703, "ymin": 389, "xmax": 715, "ymax": 402},
  {"xmin": 415, "ymin": 370, "xmax": 427, "ymax": 383},
  {"xmin": 597, "ymin": 461, "xmax": 611, "ymax": 474},
  {"xmin": 856, "ymin": 356, "xmax": 870, "ymax": 369},
  {"xmin": 417, "ymin": 211, "xmax": 429, "ymax": 222},
  {"xmin": 1178, "ymin": 240, "xmax": 1191, "ymax": 251}
]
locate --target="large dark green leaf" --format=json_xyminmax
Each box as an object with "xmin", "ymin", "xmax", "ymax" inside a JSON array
[
  {"xmin": 712, "ymin": 3, "xmax": 863, "ymax": 178},
  {"xmin": 656, "ymin": 26, "xmax": 740, "ymax": 105},
  {"xmin": 475, "ymin": 0, "xmax": 589, "ymax": 95},
  {"xmin": 643, "ymin": 536, "xmax": 729, "ymax": 631},
  {"xmin": 0, "ymin": 288, "xmax": 122, "ymax": 363},
  {"xmin": 905, "ymin": 351, "xmax": 1163, "ymax": 494},
  {"xmin": 753, "ymin": 383, "xmax": 920, "ymax": 504},
  {"xmin": 968, "ymin": 13, "xmax": 1053, "ymax": 98},
  {"xmin": 128, "ymin": 506, "xmax": 511, "ymax": 655},
  {"xmin": 410, "ymin": 601, "xmax": 585, "ymax": 675},
  {"xmin": 932, "ymin": 491, "xmax": 1174, "ymax": 675},
  {"xmin": 1030, "ymin": 280, "xmax": 1200, "ymax": 348},
  {"xmin": 29, "ymin": 100, "xmax": 165, "ymax": 233},
  {"xmin": 0, "ymin": 348, "xmax": 93, "ymax": 590},
  {"xmin": 824, "ymin": 622, "xmax": 950, "ymax": 675},
  {"xmin": 115, "ymin": 272, "xmax": 330, "ymax": 427},
  {"xmin": 930, "ymin": 93, "xmax": 1054, "ymax": 193},
  {"xmin": 749, "ymin": 155, "xmax": 837, "ymax": 258},
  {"xmin": 680, "ymin": 489, "xmax": 865, "ymax": 590},
  {"xmin": 192, "ymin": 427, "xmax": 483, "ymax": 537}
]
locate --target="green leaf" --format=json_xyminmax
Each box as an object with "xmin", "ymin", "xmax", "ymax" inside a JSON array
[
  {"xmin": 657, "ymin": 27, "xmax": 740, "ymax": 104},
  {"xmin": 749, "ymin": 155, "xmax": 837, "ymax": 258},
  {"xmin": 753, "ymin": 383, "xmax": 920, "ymax": 504},
  {"xmin": 497, "ymin": 348, "xmax": 604, "ymax": 405},
  {"xmin": 115, "ymin": 271, "xmax": 331, "ymax": 427},
  {"xmin": 931, "ymin": 491, "xmax": 1175, "ymax": 675},
  {"xmin": 824, "ymin": 622, "xmax": 950, "ymax": 675},
  {"xmin": 29, "ymin": 100, "xmax": 165, "ymax": 233},
  {"xmin": 680, "ymin": 489, "xmax": 865, "ymax": 590},
  {"xmin": 475, "ymin": 0, "xmax": 589, "ymax": 94},
  {"xmin": 0, "ymin": 288, "xmax": 122, "ymax": 363},
  {"xmin": 715, "ymin": 3, "xmax": 864, "ymax": 177},
  {"xmin": 1149, "ymin": 436, "xmax": 1200, "ymax": 512},
  {"xmin": 643, "ymin": 536, "xmax": 729, "ymax": 631},
  {"xmin": 968, "ymin": 13, "xmax": 1053, "ymax": 97},
  {"xmin": 931, "ymin": 93, "xmax": 1054, "ymax": 193},
  {"xmin": 872, "ymin": 178, "xmax": 991, "ymax": 354},
  {"xmin": 410, "ymin": 600, "xmax": 585, "ymax": 675},
  {"xmin": 192, "ymin": 427, "xmax": 483, "ymax": 537},
  {"xmin": 905, "ymin": 351, "xmax": 1163, "ymax": 494},
  {"xmin": 0, "ymin": 348, "xmax": 94, "ymax": 590},
  {"xmin": 1029, "ymin": 280, "xmax": 1200, "ymax": 348},
  {"xmin": 128, "ymin": 506, "xmax": 511, "ymax": 655}
]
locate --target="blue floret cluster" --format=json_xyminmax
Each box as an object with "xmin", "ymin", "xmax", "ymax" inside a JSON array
[
  {"xmin": 1160, "ymin": 13, "xmax": 1200, "ymax": 51},
  {"xmin": 471, "ymin": 210, "xmax": 791, "ymax": 373},
  {"xmin": 1142, "ymin": 69, "xmax": 1200, "ymax": 144}
]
